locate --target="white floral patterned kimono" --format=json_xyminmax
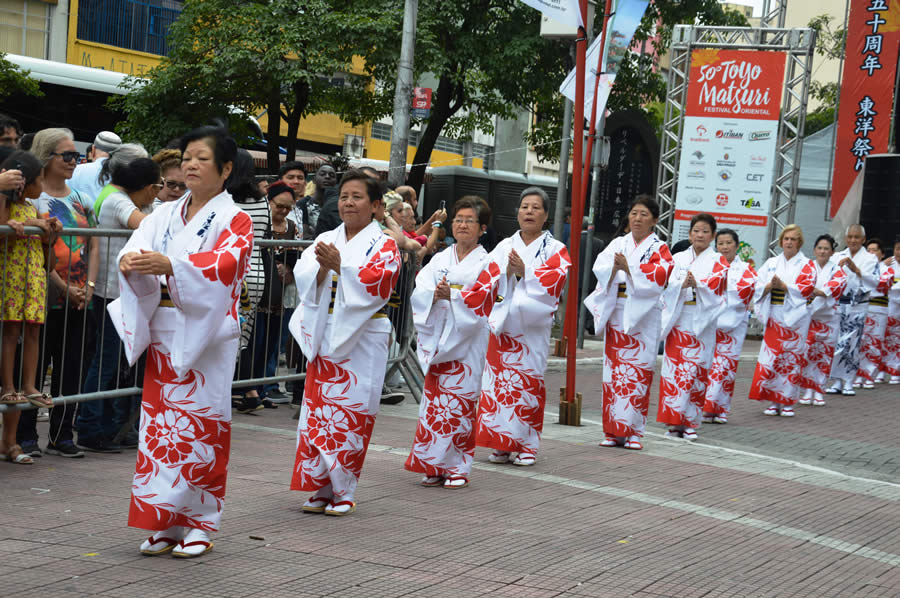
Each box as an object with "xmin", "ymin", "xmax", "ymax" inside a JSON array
[
  {"xmin": 657, "ymin": 246, "xmax": 729, "ymax": 428},
  {"xmin": 749, "ymin": 252, "xmax": 816, "ymax": 406},
  {"xmin": 109, "ymin": 191, "xmax": 253, "ymax": 532},
  {"xmin": 475, "ymin": 231, "xmax": 570, "ymax": 457},
  {"xmin": 585, "ymin": 232, "xmax": 673, "ymax": 440},
  {"xmin": 828, "ymin": 248, "xmax": 880, "ymax": 386},
  {"xmin": 289, "ymin": 221, "xmax": 400, "ymax": 502},
  {"xmin": 882, "ymin": 265, "xmax": 900, "ymax": 377},
  {"xmin": 798, "ymin": 261, "xmax": 846, "ymax": 394},
  {"xmin": 857, "ymin": 264, "xmax": 893, "ymax": 382},
  {"xmin": 404, "ymin": 245, "xmax": 499, "ymax": 479},
  {"xmin": 703, "ymin": 258, "xmax": 757, "ymax": 417}
]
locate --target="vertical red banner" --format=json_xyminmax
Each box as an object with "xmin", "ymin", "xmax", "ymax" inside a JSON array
[{"xmin": 830, "ymin": 0, "xmax": 900, "ymax": 218}]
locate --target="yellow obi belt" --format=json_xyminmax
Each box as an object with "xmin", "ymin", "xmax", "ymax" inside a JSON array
[
  {"xmin": 159, "ymin": 286, "xmax": 175, "ymax": 307},
  {"xmin": 617, "ymin": 283, "xmax": 627, "ymax": 298},
  {"xmin": 770, "ymin": 289, "xmax": 785, "ymax": 305},
  {"xmin": 329, "ymin": 275, "xmax": 387, "ymax": 318},
  {"xmin": 869, "ymin": 296, "xmax": 889, "ymax": 307}
]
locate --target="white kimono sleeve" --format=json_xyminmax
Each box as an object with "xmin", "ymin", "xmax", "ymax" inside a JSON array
[
  {"xmin": 288, "ymin": 240, "xmax": 332, "ymax": 361},
  {"xmin": 493, "ymin": 246, "xmax": 571, "ymax": 337},
  {"xmin": 584, "ymin": 243, "xmax": 618, "ymax": 334},
  {"xmin": 622, "ymin": 243, "xmax": 673, "ymax": 334}
]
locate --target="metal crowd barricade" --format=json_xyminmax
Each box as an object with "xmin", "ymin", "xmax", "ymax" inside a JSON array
[{"xmin": 0, "ymin": 226, "xmax": 425, "ymax": 422}]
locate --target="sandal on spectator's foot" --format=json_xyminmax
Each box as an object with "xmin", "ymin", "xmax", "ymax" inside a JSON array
[
  {"xmin": 140, "ymin": 527, "xmax": 184, "ymax": 555},
  {"xmin": 763, "ymin": 405, "xmax": 779, "ymax": 416},
  {"xmin": 624, "ymin": 436, "xmax": 643, "ymax": 450},
  {"xmin": 325, "ymin": 500, "xmax": 356, "ymax": 516},
  {"xmin": 443, "ymin": 475, "xmax": 468, "ymax": 489},
  {"xmin": 302, "ymin": 495, "xmax": 331, "ymax": 513},
  {"xmin": 488, "ymin": 450, "xmax": 510, "ymax": 464},
  {"xmin": 513, "ymin": 452, "xmax": 536, "ymax": 466},
  {"xmin": 1, "ymin": 445, "xmax": 33, "ymax": 464},
  {"xmin": 421, "ymin": 476, "xmax": 444, "ymax": 487},
  {"xmin": 171, "ymin": 529, "xmax": 212, "ymax": 558},
  {"xmin": 780, "ymin": 406, "xmax": 795, "ymax": 417},
  {"xmin": 24, "ymin": 393, "xmax": 53, "ymax": 408},
  {"xmin": 0, "ymin": 391, "xmax": 26, "ymax": 405}
]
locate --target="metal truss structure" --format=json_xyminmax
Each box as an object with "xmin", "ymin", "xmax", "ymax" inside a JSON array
[
  {"xmin": 760, "ymin": 0, "xmax": 787, "ymax": 29},
  {"xmin": 655, "ymin": 25, "xmax": 817, "ymax": 256}
]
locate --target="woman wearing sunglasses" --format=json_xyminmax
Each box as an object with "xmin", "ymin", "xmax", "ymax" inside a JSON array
[
  {"xmin": 16, "ymin": 128, "xmax": 99, "ymax": 459},
  {"xmin": 152, "ymin": 148, "xmax": 186, "ymax": 206}
]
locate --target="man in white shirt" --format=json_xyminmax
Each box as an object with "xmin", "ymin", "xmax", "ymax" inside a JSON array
[{"xmin": 69, "ymin": 131, "xmax": 122, "ymax": 202}]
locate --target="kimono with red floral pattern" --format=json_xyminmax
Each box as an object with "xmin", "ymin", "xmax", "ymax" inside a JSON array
[
  {"xmin": 703, "ymin": 258, "xmax": 757, "ymax": 416},
  {"xmin": 798, "ymin": 261, "xmax": 846, "ymax": 393},
  {"xmin": 405, "ymin": 245, "xmax": 499, "ymax": 478},
  {"xmin": 584, "ymin": 232, "xmax": 673, "ymax": 440},
  {"xmin": 857, "ymin": 264, "xmax": 893, "ymax": 381},
  {"xmin": 288, "ymin": 221, "xmax": 400, "ymax": 501},
  {"xmin": 749, "ymin": 252, "xmax": 816, "ymax": 405},
  {"xmin": 882, "ymin": 265, "xmax": 900, "ymax": 376},
  {"xmin": 657, "ymin": 246, "xmax": 729, "ymax": 428},
  {"xmin": 475, "ymin": 231, "xmax": 570, "ymax": 456},
  {"xmin": 108, "ymin": 192, "xmax": 253, "ymax": 532}
]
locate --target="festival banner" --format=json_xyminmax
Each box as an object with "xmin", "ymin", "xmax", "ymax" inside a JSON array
[
  {"xmin": 520, "ymin": 0, "xmax": 583, "ymax": 28},
  {"xmin": 829, "ymin": 0, "xmax": 900, "ymax": 218},
  {"xmin": 673, "ymin": 49, "xmax": 786, "ymax": 268}
]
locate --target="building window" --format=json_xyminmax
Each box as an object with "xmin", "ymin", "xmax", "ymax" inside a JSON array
[
  {"xmin": 473, "ymin": 143, "xmax": 492, "ymax": 159},
  {"xmin": 0, "ymin": 0, "xmax": 50, "ymax": 59},
  {"xmin": 76, "ymin": 0, "xmax": 183, "ymax": 57},
  {"xmin": 372, "ymin": 122, "xmax": 391, "ymax": 141},
  {"xmin": 434, "ymin": 136, "xmax": 463, "ymax": 154}
]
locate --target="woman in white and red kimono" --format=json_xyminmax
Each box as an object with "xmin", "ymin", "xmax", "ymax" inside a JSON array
[
  {"xmin": 880, "ymin": 240, "xmax": 900, "ymax": 384},
  {"xmin": 110, "ymin": 127, "xmax": 252, "ymax": 558},
  {"xmin": 702, "ymin": 229, "xmax": 757, "ymax": 424},
  {"xmin": 749, "ymin": 224, "xmax": 816, "ymax": 416},
  {"xmin": 475, "ymin": 187, "xmax": 570, "ymax": 466},
  {"xmin": 289, "ymin": 169, "xmax": 400, "ymax": 517},
  {"xmin": 585, "ymin": 195, "xmax": 673, "ymax": 450},
  {"xmin": 855, "ymin": 239, "xmax": 892, "ymax": 389},
  {"xmin": 405, "ymin": 198, "xmax": 499, "ymax": 488},
  {"xmin": 797, "ymin": 235, "xmax": 846, "ymax": 407},
  {"xmin": 657, "ymin": 214, "xmax": 729, "ymax": 441}
]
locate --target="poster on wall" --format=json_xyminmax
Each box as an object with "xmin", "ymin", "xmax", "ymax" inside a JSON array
[
  {"xmin": 829, "ymin": 0, "xmax": 900, "ymax": 219},
  {"xmin": 673, "ymin": 49, "xmax": 786, "ymax": 268}
]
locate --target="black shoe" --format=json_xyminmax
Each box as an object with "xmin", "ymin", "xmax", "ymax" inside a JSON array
[
  {"xmin": 45, "ymin": 440, "xmax": 85, "ymax": 458},
  {"xmin": 77, "ymin": 437, "xmax": 122, "ymax": 453},
  {"xmin": 19, "ymin": 439, "xmax": 42, "ymax": 457},
  {"xmin": 120, "ymin": 431, "xmax": 140, "ymax": 449},
  {"xmin": 235, "ymin": 396, "xmax": 262, "ymax": 414},
  {"xmin": 266, "ymin": 389, "xmax": 290, "ymax": 403},
  {"xmin": 261, "ymin": 399, "xmax": 278, "ymax": 409},
  {"xmin": 380, "ymin": 392, "xmax": 405, "ymax": 405}
]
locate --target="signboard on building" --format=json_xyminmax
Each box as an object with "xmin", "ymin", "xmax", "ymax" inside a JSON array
[
  {"xmin": 672, "ymin": 49, "xmax": 786, "ymax": 267},
  {"xmin": 829, "ymin": 0, "xmax": 900, "ymax": 218},
  {"xmin": 411, "ymin": 87, "xmax": 432, "ymax": 119}
]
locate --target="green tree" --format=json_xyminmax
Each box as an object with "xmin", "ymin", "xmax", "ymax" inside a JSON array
[
  {"xmin": 111, "ymin": 0, "xmax": 395, "ymax": 172},
  {"xmin": 0, "ymin": 52, "xmax": 42, "ymax": 101},
  {"xmin": 803, "ymin": 14, "xmax": 846, "ymax": 136}
]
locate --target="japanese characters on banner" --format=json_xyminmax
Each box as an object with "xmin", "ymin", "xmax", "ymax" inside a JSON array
[
  {"xmin": 673, "ymin": 49, "xmax": 786, "ymax": 268},
  {"xmin": 829, "ymin": 0, "xmax": 900, "ymax": 218}
]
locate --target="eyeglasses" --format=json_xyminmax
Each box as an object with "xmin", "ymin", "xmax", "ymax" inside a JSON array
[
  {"xmin": 151, "ymin": 182, "xmax": 165, "ymax": 191},
  {"xmin": 50, "ymin": 151, "xmax": 80, "ymax": 162},
  {"xmin": 453, "ymin": 218, "xmax": 478, "ymax": 226},
  {"xmin": 272, "ymin": 203, "xmax": 293, "ymax": 210},
  {"xmin": 164, "ymin": 179, "xmax": 187, "ymax": 192}
]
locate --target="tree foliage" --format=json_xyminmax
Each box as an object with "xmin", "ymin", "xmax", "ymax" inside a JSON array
[
  {"xmin": 0, "ymin": 52, "xmax": 42, "ymax": 102},
  {"xmin": 111, "ymin": 0, "xmax": 395, "ymax": 171},
  {"xmin": 802, "ymin": 14, "xmax": 846, "ymax": 136}
]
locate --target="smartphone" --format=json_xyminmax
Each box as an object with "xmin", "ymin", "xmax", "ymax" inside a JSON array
[{"xmin": 439, "ymin": 200, "xmax": 446, "ymax": 212}]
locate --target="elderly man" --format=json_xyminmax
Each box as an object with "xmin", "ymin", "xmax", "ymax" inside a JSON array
[
  {"xmin": 825, "ymin": 224, "xmax": 881, "ymax": 395},
  {"xmin": 69, "ymin": 131, "xmax": 122, "ymax": 202}
]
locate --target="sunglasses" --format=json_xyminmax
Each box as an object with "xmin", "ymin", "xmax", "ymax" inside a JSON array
[
  {"xmin": 151, "ymin": 182, "xmax": 165, "ymax": 191},
  {"xmin": 51, "ymin": 151, "xmax": 80, "ymax": 162},
  {"xmin": 164, "ymin": 180, "xmax": 187, "ymax": 192}
]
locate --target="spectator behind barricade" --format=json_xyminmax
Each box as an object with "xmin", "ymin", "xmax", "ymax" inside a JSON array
[
  {"xmin": 94, "ymin": 144, "xmax": 149, "ymax": 217},
  {"xmin": 152, "ymin": 148, "xmax": 185, "ymax": 207},
  {"xmin": 69, "ymin": 131, "xmax": 122, "ymax": 202},
  {"xmin": 473, "ymin": 196, "xmax": 498, "ymax": 252},
  {"xmin": 18, "ymin": 128, "xmax": 100, "ymax": 459},
  {"xmin": 562, "ymin": 207, "xmax": 572, "ymax": 246},
  {"xmin": 77, "ymin": 157, "xmax": 160, "ymax": 453},
  {"xmin": 229, "ymin": 149, "xmax": 272, "ymax": 413},
  {"xmin": 304, "ymin": 164, "xmax": 337, "ymax": 237},
  {"xmin": 18, "ymin": 133, "xmax": 34, "ymax": 151},
  {"xmin": 257, "ymin": 175, "xmax": 275, "ymax": 197},
  {"xmin": 279, "ymin": 161, "xmax": 307, "ymax": 236},
  {"xmin": 0, "ymin": 150, "xmax": 61, "ymax": 465},
  {"xmin": 395, "ymin": 185, "xmax": 420, "ymax": 225},
  {"xmin": 402, "ymin": 202, "xmax": 444, "ymax": 262},
  {"xmin": 0, "ymin": 113, "xmax": 23, "ymax": 148}
]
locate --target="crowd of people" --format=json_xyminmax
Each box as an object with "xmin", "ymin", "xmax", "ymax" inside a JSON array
[{"xmin": 2, "ymin": 114, "xmax": 898, "ymax": 559}]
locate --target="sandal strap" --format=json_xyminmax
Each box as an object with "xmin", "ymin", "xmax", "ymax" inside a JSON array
[
  {"xmin": 178, "ymin": 540, "xmax": 211, "ymax": 549},
  {"xmin": 147, "ymin": 535, "xmax": 179, "ymax": 545},
  {"xmin": 445, "ymin": 475, "xmax": 468, "ymax": 482},
  {"xmin": 329, "ymin": 500, "xmax": 355, "ymax": 508}
]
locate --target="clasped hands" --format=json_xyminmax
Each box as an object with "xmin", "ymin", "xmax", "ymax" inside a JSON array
[{"xmin": 120, "ymin": 249, "xmax": 174, "ymax": 276}]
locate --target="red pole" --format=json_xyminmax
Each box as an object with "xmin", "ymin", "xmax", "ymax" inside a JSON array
[{"xmin": 564, "ymin": 0, "xmax": 589, "ymax": 405}]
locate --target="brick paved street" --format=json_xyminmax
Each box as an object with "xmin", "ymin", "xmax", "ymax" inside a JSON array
[{"xmin": 3, "ymin": 348, "xmax": 900, "ymax": 597}]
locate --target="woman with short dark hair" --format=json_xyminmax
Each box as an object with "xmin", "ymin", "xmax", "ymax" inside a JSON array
[
  {"xmin": 110, "ymin": 125, "xmax": 254, "ymax": 557},
  {"xmin": 656, "ymin": 213, "xmax": 729, "ymax": 441},
  {"xmin": 585, "ymin": 195, "xmax": 673, "ymax": 450},
  {"xmin": 288, "ymin": 168, "xmax": 401, "ymax": 516}
]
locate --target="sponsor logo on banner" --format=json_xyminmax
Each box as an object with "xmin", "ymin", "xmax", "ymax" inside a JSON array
[
  {"xmin": 740, "ymin": 198, "xmax": 762, "ymax": 209},
  {"xmin": 716, "ymin": 129, "xmax": 744, "ymax": 140},
  {"xmin": 716, "ymin": 193, "xmax": 729, "ymax": 206},
  {"xmin": 749, "ymin": 155, "xmax": 768, "ymax": 169},
  {"xmin": 718, "ymin": 169, "xmax": 732, "ymax": 181},
  {"xmin": 746, "ymin": 173, "xmax": 764, "ymax": 182},
  {"xmin": 685, "ymin": 194, "xmax": 703, "ymax": 206},
  {"xmin": 692, "ymin": 150, "xmax": 704, "ymax": 159},
  {"xmin": 749, "ymin": 130, "xmax": 771, "ymax": 141},
  {"xmin": 716, "ymin": 153, "xmax": 736, "ymax": 167},
  {"xmin": 687, "ymin": 170, "xmax": 705, "ymax": 180}
]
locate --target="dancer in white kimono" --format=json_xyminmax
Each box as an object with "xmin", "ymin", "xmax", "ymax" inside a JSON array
[
  {"xmin": 657, "ymin": 214, "xmax": 729, "ymax": 440},
  {"xmin": 110, "ymin": 127, "xmax": 252, "ymax": 558},
  {"xmin": 702, "ymin": 229, "xmax": 757, "ymax": 424},
  {"xmin": 825, "ymin": 225, "xmax": 880, "ymax": 395},
  {"xmin": 475, "ymin": 187, "xmax": 570, "ymax": 466},
  {"xmin": 585, "ymin": 195, "xmax": 673, "ymax": 450},
  {"xmin": 855, "ymin": 239, "xmax": 891, "ymax": 388},
  {"xmin": 405, "ymin": 198, "xmax": 499, "ymax": 488},
  {"xmin": 881, "ymin": 239, "xmax": 900, "ymax": 383},
  {"xmin": 749, "ymin": 225, "xmax": 816, "ymax": 416},
  {"xmin": 289, "ymin": 169, "xmax": 400, "ymax": 517},
  {"xmin": 798, "ymin": 235, "xmax": 846, "ymax": 407}
]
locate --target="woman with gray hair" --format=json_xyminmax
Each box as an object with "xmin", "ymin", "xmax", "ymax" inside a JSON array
[
  {"xmin": 93, "ymin": 143, "xmax": 149, "ymax": 215},
  {"xmin": 475, "ymin": 187, "xmax": 571, "ymax": 466},
  {"xmin": 16, "ymin": 128, "xmax": 99, "ymax": 459}
]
